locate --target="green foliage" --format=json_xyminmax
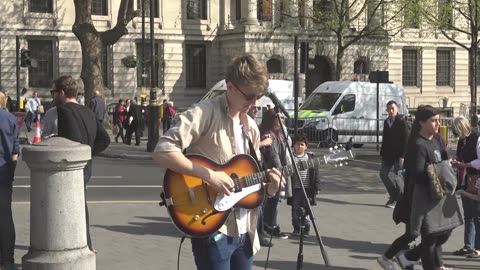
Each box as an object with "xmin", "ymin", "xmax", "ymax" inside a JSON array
[{"xmin": 121, "ymin": 55, "xmax": 137, "ymax": 68}]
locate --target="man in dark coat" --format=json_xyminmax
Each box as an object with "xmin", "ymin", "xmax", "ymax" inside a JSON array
[
  {"xmin": 379, "ymin": 100, "xmax": 408, "ymax": 208},
  {"xmin": 0, "ymin": 91, "xmax": 19, "ymax": 270},
  {"xmin": 125, "ymin": 100, "xmax": 142, "ymax": 146},
  {"xmin": 53, "ymin": 75, "xmax": 110, "ymax": 252},
  {"xmin": 91, "ymin": 90, "xmax": 105, "ymax": 123}
]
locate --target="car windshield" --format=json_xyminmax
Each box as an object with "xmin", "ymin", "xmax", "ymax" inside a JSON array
[{"xmin": 300, "ymin": 93, "xmax": 341, "ymax": 111}]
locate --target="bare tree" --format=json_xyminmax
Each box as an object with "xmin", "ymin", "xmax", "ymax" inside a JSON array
[
  {"xmin": 293, "ymin": 0, "xmax": 407, "ymax": 79},
  {"xmin": 72, "ymin": 0, "xmax": 138, "ymax": 107},
  {"xmin": 419, "ymin": 0, "xmax": 480, "ymax": 125}
]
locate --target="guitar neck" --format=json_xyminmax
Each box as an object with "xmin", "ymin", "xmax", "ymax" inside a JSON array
[{"xmin": 242, "ymin": 150, "xmax": 353, "ymax": 188}]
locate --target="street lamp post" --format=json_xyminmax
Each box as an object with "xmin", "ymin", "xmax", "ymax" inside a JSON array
[{"xmin": 146, "ymin": 0, "xmax": 159, "ymax": 152}]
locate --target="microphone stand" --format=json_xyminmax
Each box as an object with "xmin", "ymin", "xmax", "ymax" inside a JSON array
[
  {"xmin": 297, "ymin": 207, "xmax": 306, "ymax": 270},
  {"xmin": 275, "ymin": 113, "xmax": 331, "ymax": 267}
]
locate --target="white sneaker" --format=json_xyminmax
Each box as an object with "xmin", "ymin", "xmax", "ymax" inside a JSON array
[
  {"xmin": 377, "ymin": 255, "xmax": 398, "ymax": 270},
  {"xmin": 395, "ymin": 251, "xmax": 416, "ymax": 269},
  {"xmin": 440, "ymin": 266, "xmax": 454, "ymax": 270}
]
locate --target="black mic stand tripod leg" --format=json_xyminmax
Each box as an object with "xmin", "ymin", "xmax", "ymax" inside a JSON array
[{"xmin": 296, "ymin": 207, "xmax": 307, "ymax": 270}]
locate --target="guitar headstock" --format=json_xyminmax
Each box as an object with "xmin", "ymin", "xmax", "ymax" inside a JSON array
[{"xmin": 326, "ymin": 145, "xmax": 355, "ymax": 167}]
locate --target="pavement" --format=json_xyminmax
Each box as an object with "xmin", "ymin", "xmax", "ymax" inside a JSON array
[{"xmin": 10, "ymin": 194, "xmax": 479, "ymax": 270}]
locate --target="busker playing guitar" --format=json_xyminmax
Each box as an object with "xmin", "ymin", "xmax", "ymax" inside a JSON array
[{"xmin": 153, "ymin": 54, "xmax": 285, "ymax": 270}]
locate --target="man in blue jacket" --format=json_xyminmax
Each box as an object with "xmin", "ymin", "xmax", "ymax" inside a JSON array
[{"xmin": 0, "ymin": 91, "xmax": 20, "ymax": 270}]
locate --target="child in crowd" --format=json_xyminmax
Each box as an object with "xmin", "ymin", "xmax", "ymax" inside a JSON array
[{"xmin": 289, "ymin": 135, "xmax": 321, "ymax": 235}]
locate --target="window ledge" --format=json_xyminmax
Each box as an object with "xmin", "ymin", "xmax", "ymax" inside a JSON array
[
  {"xmin": 25, "ymin": 12, "xmax": 56, "ymax": 19},
  {"xmin": 92, "ymin": 15, "xmax": 110, "ymax": 21}
]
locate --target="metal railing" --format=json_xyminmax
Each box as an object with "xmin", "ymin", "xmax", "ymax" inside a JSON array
[{"xmin": 288, "ymin": 116, "xmax": 456, "ymax": 149}]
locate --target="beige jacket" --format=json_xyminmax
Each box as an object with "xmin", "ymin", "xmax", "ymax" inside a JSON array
[{"xmin": 155, "ymin": 93, "xmax": 262, "ymax": 254}]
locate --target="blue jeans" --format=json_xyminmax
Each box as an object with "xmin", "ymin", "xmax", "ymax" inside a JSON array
[
  {"xmin": 462, "ymin": 196, "xmax": 478, "ymax": 250},
  {"xmin": 191, "ymin": 232, "xmax": 253, "ymax": 270}
]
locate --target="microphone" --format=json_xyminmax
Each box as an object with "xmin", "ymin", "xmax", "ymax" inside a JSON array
[{"xmin": 264, "ymin": 90, "xmax": 289, "ymax": 119}]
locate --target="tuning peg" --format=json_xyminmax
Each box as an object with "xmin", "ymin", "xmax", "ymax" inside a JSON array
[
  {"xmin": 329, "ymin": 147, "xmax": 333, "ymax": 152},
  {"xmin": 334, "ymin": 145, "xmax": 338, "ymax": 150},
  {"xmin": 334, "ymin": 164, "xmax": 338, "ymax": 168},
  {"xmin": 344, "ymin": 162, "xmax": 348, "ymax": 166},
  {"xmin": 339, "ymin": 163, "xmax": 343, "ymax": 167}
]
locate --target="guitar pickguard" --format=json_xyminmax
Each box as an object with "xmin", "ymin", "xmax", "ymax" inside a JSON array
[{"xmin": 214, "ymin": 183, "xmax": 262, "ymax": 211}]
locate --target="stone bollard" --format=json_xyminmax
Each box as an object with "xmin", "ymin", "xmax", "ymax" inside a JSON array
[{"xmin": 21, "ymin": 137, "xmax": 96, "ymax": 270}]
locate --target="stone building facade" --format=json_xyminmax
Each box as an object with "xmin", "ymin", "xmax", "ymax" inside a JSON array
[{"xmin": 0, "ymin": 0, "xmax": 473, "ymax": 115}]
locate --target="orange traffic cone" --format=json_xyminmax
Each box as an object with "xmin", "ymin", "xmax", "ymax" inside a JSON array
[{"xmin": 33, "ymin": 120, "xmax": 41, "ymax": 143}]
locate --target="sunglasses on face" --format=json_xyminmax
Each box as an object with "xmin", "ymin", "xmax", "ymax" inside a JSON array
[
  {"xmin": 251, "ymin": 106, "xmax": 261, "ymax": 111},
  {"xmin": 231, "ymin": 82, "xmax": 264, "ymax": 101}
]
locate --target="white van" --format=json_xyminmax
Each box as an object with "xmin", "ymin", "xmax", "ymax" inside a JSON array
[
  {"xmin": 293, "ymin": 81, "xmax": 408, "ymax": 146},
  {"xmin": 201, "ymin": 79, "xmax": 299, "ymax": 123}
]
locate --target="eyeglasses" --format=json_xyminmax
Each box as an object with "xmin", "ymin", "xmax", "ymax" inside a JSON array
[
  {"xmin": 251, "ymin": 106, "xmax": 261, "ymax": 111},
  {"xmin": 231, "ymin": 82, "xmax": 264, "ymax": 101}
]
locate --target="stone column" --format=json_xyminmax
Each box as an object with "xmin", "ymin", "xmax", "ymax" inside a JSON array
[
  {"xmin": 241, "ymin": 0, "xmax": 258, "ymax": 25},
  {"xmin": 22, "ymin": 137, "xmax": 95, "ymax": 270}
]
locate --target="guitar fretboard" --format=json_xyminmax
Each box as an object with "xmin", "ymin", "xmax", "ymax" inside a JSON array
[{"xmin": 239, "ymin": 150, "xmax": 352, "ymax": 188}]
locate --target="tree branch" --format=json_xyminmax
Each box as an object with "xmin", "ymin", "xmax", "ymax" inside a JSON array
[{"xmin": 102, "ymin": 0, "xmax": 138, "ymax": 46}]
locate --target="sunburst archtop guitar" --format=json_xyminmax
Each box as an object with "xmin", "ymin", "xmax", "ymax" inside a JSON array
[{"xmin": 162, "ymin": 150, "xmax": 354, "ymax": 237}]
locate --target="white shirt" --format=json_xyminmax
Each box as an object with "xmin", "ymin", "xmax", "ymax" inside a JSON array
[{"xmin": 233, "ymin": 117, "xmax": 248, "ymax": 234}]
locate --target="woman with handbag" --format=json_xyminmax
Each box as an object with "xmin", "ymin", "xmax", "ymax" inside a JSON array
[
  {"xmin": 394, "ymin": 105, "xmax": 462, "ymax": 270},
  {"xmin": 452, "ymin": 116, "xmax": 480, "ymax": 258}
]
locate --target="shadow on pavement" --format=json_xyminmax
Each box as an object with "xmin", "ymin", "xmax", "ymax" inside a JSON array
[
  {"xmin": 316, "ymin": 197, "xmax": 384, "ymax": 208},
  {"xmin": 93, "ymin": 216, "xmax": 182, "ymax": 238},
  {"xmin": 253, "ymin": 260, "xmax": 367, "ymax": 270},
  {"xmin": 289, "ymin": 235, "xmax": 389, "ymax": 255}
]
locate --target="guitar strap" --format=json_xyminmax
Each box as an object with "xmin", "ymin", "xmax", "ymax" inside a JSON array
[{"xmin": 248, "ymin": 138, "xmax": 264, "ymax": 172}]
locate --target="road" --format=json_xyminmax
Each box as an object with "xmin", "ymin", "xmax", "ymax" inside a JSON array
[{"xmin": 13, "ymin": 151, "xmax": 385, "ymax": 203}]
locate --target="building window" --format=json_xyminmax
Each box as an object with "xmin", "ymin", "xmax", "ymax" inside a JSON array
[
  {"xmin": 402, "ymin": 49, "xmax": 419, "ymax": 87},
  {"xmin": 313, "ymin": 0, "xmax": 333, "ymax": 22},
  {"xmin": 187, "ymin": 0, "xmax": 207, "ymax": 20},
  {"xmin": 354, "ymin": 58, "xmax": 369, "ymax": 74},
  {"xmin": 438, "ymin": 0, "xmax": 452, "ymax": 29},
  {"xmin": 267, "ymin": 58, "xmax": 282, "ymax": 73},
  {"xmin": 136, "ymin": 41, "xmax": 165, "ymax": 89},
  {"xmin": 257, "ymin": 0, "xmax": 272, "ymax": 22},
  {"xmin": 185, "ymin": 44, "xmax": 206, "ymax": 88},
  {"xmin": 92, "ymin": 0, "xmax": 108, "ymax": 16},
  {"xmin": 404, "ymin": 0, "xmax": 420, "ymax": 29},
  {"xmin": 436, "ymin": 49, "xmax": 452, "ymax": 86},
  {"xmin": 235, "ymin": 0, "xmax": 241, "ymax": 20},
  {"xmin": 137, "ymin": 0, "xmax": 159, "ymax": 18},
  {"xmin": 29, "ymin": 0, "xmax": 53, "ymax": 13},
  {"xmin": 101, "ymin": 46, "xmax": 111, "ymax": 89},
  {"xmin": 27, "ymin": 39, "xmax": 54, "ymax": 88}
]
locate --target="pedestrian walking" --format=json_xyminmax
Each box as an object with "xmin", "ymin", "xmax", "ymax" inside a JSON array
[
  {"xmin": 26, "ymin": 91, "xmax": 42, "ymax": 130},
  {"xmin": 0, "ymin": 91, "xmax": 19, "ymax": 270},
  {"xmin": 394, "ymin": 105, "xmax": 462, "ymax": 270},
  {"xmin": 125, "ymin": 100, "xmax": 142, "ymax": 146},
  {"xmin": 53, "ymin": 76, "xmax": 110, "ymax": 252},
  {"xmin": 379, "ymin": 100, "xmax": 408, "ymax": 208},
  {"xmin": 91, "ymin": 90, "xmax": 105, "ymax": 123},
  {"xmin": 114, "ymin": 99, "xmax": 126, "ymax": 143},
  {"xmin": 160, "ymin": 99, "xmax": 175, "ymax": 133},
  {"xmin": 153, "ymin": 54, "xmax": 284, "ymax": 270},
  {"xmin": 450, "ymin": 116, "xmax": 480, "ymax": 258}
]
